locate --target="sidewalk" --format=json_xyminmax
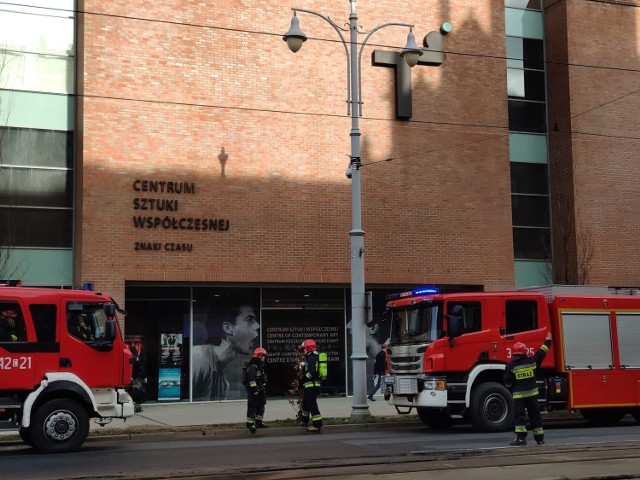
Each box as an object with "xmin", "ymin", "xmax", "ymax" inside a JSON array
[{"xmin": 88, "ymin": 394, "xmax": 399, "ymax": 434}]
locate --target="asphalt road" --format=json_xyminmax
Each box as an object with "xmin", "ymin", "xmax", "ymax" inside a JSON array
[{"xmin": 1, "ymin": 417, "xmax": 640, "ymax": 479}]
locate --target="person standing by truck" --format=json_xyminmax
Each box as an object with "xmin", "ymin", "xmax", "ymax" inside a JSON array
[
  {"xmin": 368, "ymin": 341, "xmax": 388, "ymax": 401},
  {"xmin": 299, "ymin": 339, "xmax": 323, "ymax": 432},
  {"xmin": 245, "ymin": 347, "xmax": 269, "ymax": 433},
  {"xmin": 504, "ymin": 331, "xmax": 552, "ymax": 446}
]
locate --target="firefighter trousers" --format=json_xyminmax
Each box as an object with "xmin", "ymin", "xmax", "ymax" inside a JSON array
[
  {"xmin": 246, "ymin": 390, "xmax": 266, "ymax": 428},
  {"xmin": 301, "ymin": 386, "xmax": 323, "ymax": 428},
  {"xmin": 513, "ymin": 395, "xmax": 544, "ymax": 442}
]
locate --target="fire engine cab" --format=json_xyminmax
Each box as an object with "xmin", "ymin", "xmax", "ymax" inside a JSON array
[
  {"xmin": 382, "ymin": 285, "xmax": 640, "ymax": 431},
  {"xmin": 0, "ymin": 282, "xmax": 134, "ymax": 453}
]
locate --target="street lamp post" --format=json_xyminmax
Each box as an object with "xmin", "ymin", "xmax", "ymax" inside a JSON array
[{"xmin": 284, "ymin": 0, "xmax": 423, "ymax": 419}]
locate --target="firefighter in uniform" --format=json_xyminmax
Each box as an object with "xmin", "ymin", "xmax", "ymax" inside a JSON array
[
  {"xmin": 504, "ymin": 332, "xmax": 552, "ymax": 446},
  {"xmin": 299, "ymin": 339, "xmax": 323, "ymax": 432},
  {"xmin": 246, "ymin": 347, "xmax": 268, "ymax": 434}
]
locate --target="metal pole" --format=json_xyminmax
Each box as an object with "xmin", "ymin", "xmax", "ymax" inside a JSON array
[{"xmin": 348, "ymin": 0, "xmax": 369, "ymax": 419}]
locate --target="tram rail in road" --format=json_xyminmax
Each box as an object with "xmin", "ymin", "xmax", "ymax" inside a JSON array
[{"xmin": 92, "ymin": 441, "xmax": 640, "ymax": 480}]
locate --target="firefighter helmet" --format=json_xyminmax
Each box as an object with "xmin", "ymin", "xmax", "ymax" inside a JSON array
[
  {"xmin": 252, "ymin": 347, "xmax": 268, "ymax": 359},
  {"xmin": 512, "ymin": 342, "xmax": 527, "ymax": 356},
  {"xmin": 302, "ymin": 339, "xmax": 317, "ymax": 352}
]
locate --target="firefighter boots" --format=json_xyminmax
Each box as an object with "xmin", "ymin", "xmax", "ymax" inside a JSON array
[
  {"xmin": 248, "ymin": 425, "xmax": 257, "ymax": 434},
  {"xmin": 307, "ymin": 425, "xmax": 321, "ymax": 433},
  {"xmin": 510, "ymin": 438, "xmax": 527, "ymax": 446}
]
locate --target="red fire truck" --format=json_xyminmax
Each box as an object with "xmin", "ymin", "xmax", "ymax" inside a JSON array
[
  {"xmin": 382, "ymin": 285, "xmax": 640, "ymax": 431},
  {"xmin": 0, "ymin": 283, "xmax": 134, "ymax": 453}
]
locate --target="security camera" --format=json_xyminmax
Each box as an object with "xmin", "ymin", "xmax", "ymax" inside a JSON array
[{"xmin": 345, "ymin": 165, "xmax": 353, "ymax": 179}]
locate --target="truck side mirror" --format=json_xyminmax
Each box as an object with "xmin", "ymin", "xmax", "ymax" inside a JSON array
[
  {"xmin": 104, "ymin": 320, "xmax": 117, "ymax": 341},
  {"xmin": 104, "ymin": 304, "xmax": 116, "ymax": 316},
  {"xmin": 447, "ymin": 315, "xmax": 464, "ymax": 343}
]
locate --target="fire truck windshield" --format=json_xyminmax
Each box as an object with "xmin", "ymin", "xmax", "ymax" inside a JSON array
[{"xmin": 389, "ymin": 302, "xmax": 442, "ymax": 345}]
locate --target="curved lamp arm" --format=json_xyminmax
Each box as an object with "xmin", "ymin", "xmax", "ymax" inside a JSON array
[
  {"xmin": 292, "ymin": 8, "xmax": 353, "ymax": 114},
  {"xmin": 357, "ymin": 22, "xmax": 414, "ymax": 117}
]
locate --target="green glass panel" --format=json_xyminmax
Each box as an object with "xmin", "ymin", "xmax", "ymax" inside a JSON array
[
  {"xmin": 509, "ymin": 133, "xmax": 547, "ymax": 164},
  {"xmin": 505, "ymin": 8, "xmax": 544, "ymax": 39},
  {"xmin": 1, "ymin": 248, "xmax": 72, "ymax": 287},
  {"xmin": 0, "ymin": 90, "xmax": 74, "ymax": 130},
  {"xmin": 514, "ymin": 260, "xmax": 550, "ymax": 289}
]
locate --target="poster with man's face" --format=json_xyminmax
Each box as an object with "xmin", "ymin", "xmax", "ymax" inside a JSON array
[{"xmin": 191, "ymin": 295, "xmax": 260, "ymax": 401}]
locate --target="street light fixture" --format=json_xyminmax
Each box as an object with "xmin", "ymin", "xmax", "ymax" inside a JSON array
[{"xmin": 284, "ymin": 0, "xmax": 423, "ymax": 419}]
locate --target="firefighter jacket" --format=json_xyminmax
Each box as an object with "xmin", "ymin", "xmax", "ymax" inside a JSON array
[
  {"xmin": 504, "ymin": 339, "xmax": 551, "ymax": 399},
  {"xmin": 300, "ymin": 351, "xmax": 321, "ymax": 388},
  {"xmin": 246, "ymin": 358, "xmax": 267, "ymax": 393}
]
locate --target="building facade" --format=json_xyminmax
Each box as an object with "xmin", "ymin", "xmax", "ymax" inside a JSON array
[{"xmin": 1, "ymin": 0, "xmax": 638, "ymax": 402}]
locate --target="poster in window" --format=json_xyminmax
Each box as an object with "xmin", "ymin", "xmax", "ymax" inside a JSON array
[
  {"xmin": 157, "ymin": 367, "xmax": 181, "ymax": 401},
  {"xmin": 125, "ymin": 335, "xmax": 144, "ymax": 357},
  {"xmin": 160, "ymin": 333, "xmax": 183, "ymax": 367}
]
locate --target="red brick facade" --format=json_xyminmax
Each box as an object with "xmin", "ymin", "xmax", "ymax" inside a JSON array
[
  {"xmin": 545, "ymin": 0, "xmax": 640, "ymax": 287},
  {"xmin": 74, "ymin": 1, "xmax": 638, "ymax": 305}
]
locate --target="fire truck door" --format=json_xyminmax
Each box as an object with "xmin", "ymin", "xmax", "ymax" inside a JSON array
[
  {"xmin": 502, "ymin": 299, "xmax": 547, "ymax": 361},
  {"xmin": 60, "ymin": 302, "xmax": 120, "ymax": 387},
  {"xmin": 0, "ymin": 301, "xmax": 35, "ymax": 390}
]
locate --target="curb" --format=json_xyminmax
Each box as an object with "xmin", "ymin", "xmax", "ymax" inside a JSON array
[{"xmin": 0, "ymin": 420, "xmax": 423, "ymax": 448}]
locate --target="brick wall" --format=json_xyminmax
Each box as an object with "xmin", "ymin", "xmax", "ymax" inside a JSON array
[
  {"xmin": 545, "ymin": 0, "xmax": 640, "ymax": 286},
  {"xmin": 76, "ymin": 1, "xmax": 530, "ymax": 304}
]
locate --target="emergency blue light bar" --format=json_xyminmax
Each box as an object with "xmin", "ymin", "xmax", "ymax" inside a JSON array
[
  {"xmin": 387, "ymin": 287, "xmax": 440, "ymax": 300},
  {"xmin": 413, "ymin": 287, "xmax": 440, "ymax": 296}
]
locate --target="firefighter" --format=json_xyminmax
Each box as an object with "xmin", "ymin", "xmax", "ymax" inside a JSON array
[
  {"xmin": 504, "ymin": 332, "xmax": 552, "ymax": 446},
  {"xmin": 245, "ymin": 347, "xmax": 268, "ymax": 434},
  {"xmin": 299, "ymin": 339, "xmax": 323, "ymax": 432}
]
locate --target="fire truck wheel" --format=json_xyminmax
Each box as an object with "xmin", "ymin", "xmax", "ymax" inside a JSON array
[
  {"xmin": 632, "ymin": 410, "xmax": 640, "ymax": 424},
  {"xmin": 470, "ymin": 382, "xmax": 513, "ymax": 432},
  {"xmin": 18, "ymin": 427, "xmax": 33, "ymax": 447},
  {"xmin": 417, "ymin": 408, "xmax": 456, "ymax": 429},
  {"xmin": 30, "ymin": 398, "xmax": 90, "ymax": 454},
  {"xmin": 580, "ymin": 408, "xmax": 626, "ymax": 425}
]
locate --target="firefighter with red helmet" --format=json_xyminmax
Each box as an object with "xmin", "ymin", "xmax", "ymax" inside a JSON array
[
  {"xmin": 299, "ymin": 339, "xmax": 323, "ymax": 432},
  {"xmin": 504, "ymin": 332, "xmax": 552, "ymax": 446},
  {"xmin": 246, "ymin": 347, "xmax": 268, "ymax": 433}
]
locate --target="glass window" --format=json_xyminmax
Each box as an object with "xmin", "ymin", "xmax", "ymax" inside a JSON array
[
  {"xmin": 390, "ymin": 303, "xmax": 442, "ymax": 344},
  {"xmin": 0, "ymin": 167, "xmax": 72, "ymax": 208},
  {"xmin": 0, "ymin": 91, "xmax": 74, "ymax": 131},
  {"xmin": 508, "ymin": 68, "xmax": 545, "ymax": 100},
  {"xmin": 509, "ymin": 133, "xmax": 547, "ymax": 164},
  {"xmin": 512, "ymin": 195, "xmax": 550, "ymax": 227},
  {"xmin": 448, "ymin": 302, "xmax": 482, "ymax": 334},
  {"xmin": 0, "ymin": 207, "xmax": 72, "ymax": 247},
  {"xmin": 0, "ymin": 128, "xmax": 72, "ymax": 168},
  {"xmin": 0, "ymin": 10, "xmax": 74, "ymax": 56},
  {"xmin": 125, "ymin": 285, "xmax": 191, "ymax": 301},
  {"xmin": 506, "ymin": 37, "xmax": 544, "ymax": 69},
  {"xmin": 513, "ymin": 227, "xmax": 550, "ymax": 260},
  {"xmin": 508, "ymin": 100, "xmax": 546, "ymax": 133},
  {"xmin": 511, "ymin": 163, "xmax": 548, "ymax": 194},
  {"xmin": 66, "ymin": 303, "xmax": 112, "ymax": 342},
  {"xmin": 124, "ymin": 298, "xmax": 191, "ymax": 402},
  {"xmin": 505, "ymin": 0, "xmax": 542, "ymax": 10},
  {"xmin": 505, "ymin": 8, "xmax": 544, "ymax": 39},
  {"xmin": 262, "ymin": 287, "xmax": 344, "ymax": 309},
  {"xmin": 29, "ymin": 304, "xmax": 57, "ymax": 342},
  {"xmin": 0, "ymin": 301, "xmax": 27, "ymax": 341},
  {"xmin": 505, "ymin": 300, "xmax": 538, "ymax": 335},
  {"xmin": 1, "ymin": 51, "xmax": 74, "ymax": 94},
  {"xmin": 192, "ymin": 287, "xmax": 261, "ymax": 401}
]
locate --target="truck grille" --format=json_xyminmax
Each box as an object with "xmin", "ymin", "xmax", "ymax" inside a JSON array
[{"xmin": 388, "ymin": 350, "xmax": 423, "ymax": 375}]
